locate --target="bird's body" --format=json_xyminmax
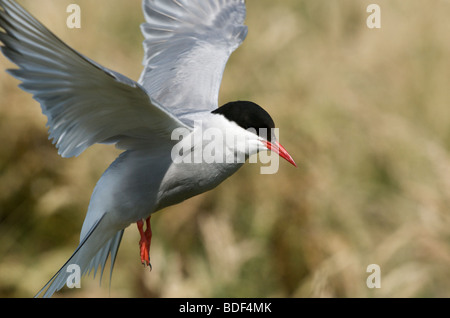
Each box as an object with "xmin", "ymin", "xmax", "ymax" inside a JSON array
[
  {"xmin": 0, "ymin": 0, "xmax": 296, "ymax": 297},
  {"xmin": 85, "ymin": 116, "xmax": 246, "ymax": 234}
]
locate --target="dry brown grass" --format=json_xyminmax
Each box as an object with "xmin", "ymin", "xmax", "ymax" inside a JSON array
[{"xmin": 1, "ymin": 0, "xmax": 450, "ymax": 297}]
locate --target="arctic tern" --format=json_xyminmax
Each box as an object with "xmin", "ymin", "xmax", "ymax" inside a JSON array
[{"xmin": 0, "ymin": 0, "xmax": 296, "ymax": 297}]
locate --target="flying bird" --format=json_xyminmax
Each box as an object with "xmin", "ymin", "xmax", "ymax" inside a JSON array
[{"xmin": 0, "ymin": 0, "xmax": 296, "ymax": 297}]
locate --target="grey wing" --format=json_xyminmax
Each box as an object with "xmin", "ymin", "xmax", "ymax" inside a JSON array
[
  {"xmin": 139, "ymin": 0, "xmax": 248, "ymax": 117},
  {"xmin": 0, "ymin": 0, "xmax": 190, "ymax": 158}
]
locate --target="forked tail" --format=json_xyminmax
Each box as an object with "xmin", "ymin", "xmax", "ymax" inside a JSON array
[{"xmin": 35, "ymin": 214, "xmax": 124, "ymax": 298}]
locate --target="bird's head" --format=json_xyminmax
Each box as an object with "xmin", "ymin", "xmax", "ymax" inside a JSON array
[{"xmin": 212, "ymin": 101, "xmax": 297, "ymax": 167}]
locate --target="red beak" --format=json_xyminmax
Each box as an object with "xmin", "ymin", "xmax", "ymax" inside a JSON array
[{"xmin": 261, "ymin": 140, "xmax": 297, "ymax": 167}]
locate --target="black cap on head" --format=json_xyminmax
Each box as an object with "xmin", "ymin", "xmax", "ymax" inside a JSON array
[{"xmin": 212, "ymin": 101, "xmax": 275, "ymax": 141}]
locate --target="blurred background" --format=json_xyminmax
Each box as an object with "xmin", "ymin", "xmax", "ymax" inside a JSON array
[{"xmin": 1, "ymin": 0, "xmax": 450, "ymax": 297}]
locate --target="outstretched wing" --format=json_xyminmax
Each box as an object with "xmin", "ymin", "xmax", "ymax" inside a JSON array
[
  {"xmin": 139, "ymin": 0, "xmax": 248, "ymax": 116},
  {"xmin": 0, "ymin": 0, "xmax": 190, "ymax": 158}
]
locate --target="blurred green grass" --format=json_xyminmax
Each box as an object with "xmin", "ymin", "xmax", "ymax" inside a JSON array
[{"xmin": 1, "ymin": 0, "xmax": 450, "ymax": 297}]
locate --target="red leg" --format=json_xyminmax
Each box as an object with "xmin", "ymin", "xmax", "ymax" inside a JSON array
[
  {"xmin": 145, "ymin": 216, "xmax": 152, "ymax": 244},
  {"xmin": 137, "ymin": 216, "xmax": 152, "ymax": 270}
]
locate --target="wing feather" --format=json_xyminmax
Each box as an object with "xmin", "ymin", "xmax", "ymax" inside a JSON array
[
  {"xmin": 0, "ymin": 0, "xmax": 190, "ymax": 158},
  {"xmin": 139, "ymin": 0, "xmax": 248, "ymax": 116}
]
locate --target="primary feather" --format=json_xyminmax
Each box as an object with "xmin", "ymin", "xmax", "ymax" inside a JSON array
[
  {"xmin": 0, "ymin": 0, "xmax": 189, "ymax": 158},
  {"xmin": 140, "ymin": 0, "xmax": 247, "ymax": 115}
]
